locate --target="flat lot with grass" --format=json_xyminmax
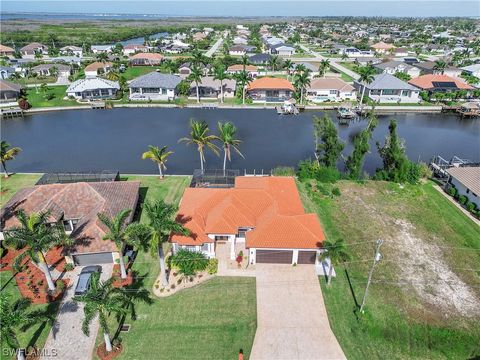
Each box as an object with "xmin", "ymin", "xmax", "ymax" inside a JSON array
[
  {"xmin": 0, "ymin": 174, "xmax": 41, "ymax": 207},
  {"xmin": 297, "ymin": 179, "xmax": 480, "ymax": 359},
  {"xmin": 26, "ymin": 85, "xmax": 81, "ymax": 108}
]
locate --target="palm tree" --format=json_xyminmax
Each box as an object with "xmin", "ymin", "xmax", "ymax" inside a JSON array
[
  {"xmin": 191, "ymin": 48, "xmax": 206, "ymax": 68},
  {"xmin": 141, "ymin": 145, "xmax": 173, "ymax": 178},
  {"xmin": 178, "ymin": 119, "xmax": 220, "ymax": 172},
  {"xmin": 357, "ymin": 65, "xmax": 376, "ymax": 107},
  {"xmin": 143, "ymin": 200, "xmax": 189, "ymax": 287},
  {"xmin": 283, "ymin": 59, "xmax": 293, "ymax": 80},
  {"xmin": 0, "ymin": 294, "xmax": 49, "ymax": 360},
  {"xmin": 188, "ymin": 65, "xmax": 203, "ymax": 103},
  {"xmin": 294, "ymin": 70, "xmax": 311, "ymax": 104},
  {"xmin": 235, "ymin": 71, "xmax": 251, "ymax": 105},
  {"xmin": 4, "ymin": 210, "xmax": 70, "ymax": 291},
  {"xmin": 73, "ymin": 273, "xmax": 132, "ymax": 353},
  {"xmin": 320, "ymin": 59, "xmax": 330, "ymax": 77},
  {"xmin": 1, "ymin": 141, "xmax": 22, "ymax": 178},
  {"xmin": 433, "ymin": 59, "xmax": 447, "ymax": 74},
  {"xmin": 105, "ymin": 71, "xmax": 119, "ymax": 81},
  {"xmin": 319, "ymin": 239, "xmax": 350, "ymax": 285},
  {"xmin": 213, "ymin": 65, "xmax": 229, "ymax": 103},
  {"xmin": 268, "ymin": 55, "xmax": 279, "ymax": 72},
  {"xmin": 217, "ymin": 121, "xmax": 244, "ymax": 172},
  {"xmin": 97, "ymin": 209, "xmax": 141, "ymax": 280},
  {"xmin": 341, "ymin": 52, "xmax": 348, "ymax": 61},
  {"xmin": 241, "ymin": 54, "xmax": 249, "ymax": 71}
]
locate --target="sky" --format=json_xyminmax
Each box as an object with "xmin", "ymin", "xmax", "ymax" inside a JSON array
[{"xmin": 1, "ymin": 0, "xmax": 479, "ymax": 17}]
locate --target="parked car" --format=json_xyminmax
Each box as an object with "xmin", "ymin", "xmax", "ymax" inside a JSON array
[{"xmin": 74, "ymin": 265, "xmax": 102, "ymax": 295}]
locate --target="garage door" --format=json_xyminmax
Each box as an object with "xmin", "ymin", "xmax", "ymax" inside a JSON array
[
  {"xmin": 298, "ymin": 251, "xmax": 317, "ymax": 264},
  {"xmin": 73, "ymin": 252, "xmax": 113, "ymax": 266},
  {"xmin": 256, "ymin": 250, "xmax": 293, "ymax": 264}
]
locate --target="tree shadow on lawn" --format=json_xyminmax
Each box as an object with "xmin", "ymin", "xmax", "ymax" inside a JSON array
[{"xmin": 24, "ymin": 301, "xmax": 60, "ymax": 348}]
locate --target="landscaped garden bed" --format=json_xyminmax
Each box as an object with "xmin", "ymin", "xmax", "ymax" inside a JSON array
[
  {"xmin": 153, "ymin": 269, "xmax": 214, "ymax": 297},
  {"xmin": 96, "ymin": 342, "xmax": 123, "ymax": 360},
  {"xmin": 111, "ymin": 264, "xmax": 134, "ymax": 288}
]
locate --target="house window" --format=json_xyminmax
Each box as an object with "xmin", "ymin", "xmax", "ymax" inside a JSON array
[
  {"xmin": 161, "ymin": 88, "xmax": 167, "ymax": 95},
  {"xmin": 329, "ymin": 90, "xmax": 338, "ymax": 95},
  {"xmin": 237, "ymin": 227, "xmax": 250, "ymax": 238},
  {"xmin": 185, "ymin": 245, "xmax": 197, "ymax": 251},
  {"xmin": 215, "ymin": 235, "xmax": 229, "ymax": 241},
  {"xmin": 201, "ymin": 243, "xmax": 209, "ymax": 252},
  {"xmin": 63, "ymin": 219, "xmax": 78, "ymax": 232}
]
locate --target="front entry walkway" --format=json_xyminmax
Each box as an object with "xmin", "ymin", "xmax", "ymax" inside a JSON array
[
  {"xmin": 41, "ymin": 264, "xmax": 113, "ymax": 360},
  {"xmin": 250, "ymin": 264, "xmax": 346, "ymax": 360}
]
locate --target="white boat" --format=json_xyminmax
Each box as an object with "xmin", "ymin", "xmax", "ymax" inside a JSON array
[
  {"xmin": 277, "ymin": 100, "xmax": 299, "ymax": 115},
  {"xmin": 337, "ymin": 104, "xmax": 356, "ymax": 119}
]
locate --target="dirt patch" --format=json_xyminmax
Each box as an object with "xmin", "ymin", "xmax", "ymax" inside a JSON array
[{"xmin": 96, "ymin": 342, "xmax": 123, "ymax": 360}]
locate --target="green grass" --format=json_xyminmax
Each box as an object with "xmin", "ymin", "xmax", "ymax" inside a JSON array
[
  {"xmin": 121, "ymin": 66, "xmax": 169, "ymax": 81},
  {"xmin": 0, "ymin": 271, "xmax": 60, "ymax": 359},
  {"xmin": 337, "ymin": 61, "xmax": 359, "ymax": 72},
  {"xmin": 13, "ymin": 76, "xmax": 57, "ymax": 85},
  {"xmin": 297, "ymin": 179, "xmax": 480, "ymax": 359},
  {"xmin": 0, "ymin": 174, "xmax": 42, "ymax": 208},
  {"xmin": 26, "ymin": 85, "xmax": 82, "ymax": 108}
]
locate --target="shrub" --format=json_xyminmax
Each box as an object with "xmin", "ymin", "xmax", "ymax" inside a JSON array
[
  {"xmin": 37, "ymin": 280, "xmax": 44, "ymax": 286},
  {"xmin": 419, "ymin": 162, "xmax": 432, "ymax": 179},
  {"xmin": 447, "ymin": 186, "xmax": 457, "ymax": 197},
  {"xmin": 64, "ymin": 263, "xmax": 74, "ymax": 271},
  {"xmin": 55, "ymin": 280, "xmax": 66, "ymax": 292},
  {"xmin": 316, "ymin": 166, "xmax": 341, "ymax": 183},
  {"xmin": 332, "ymin": 187, "xmax": 341, "ymax": 196},
  {"xmin": 206, "ymin": 258, "xmax": 218, "ymax": 274},
  {"xmin": 458, "ymin": 195, "xmax": 468, "ymax": 205},
  {"xmin": 297, "ymin": 160, "xmax": 319, "ymax": 181},
  {"xmin": 170, "ymin": 249, "xmax": 209, "ymax": 278},
  {"xmin": 45, "ymin": 92, "xmax": 55, "ymax": 101},
  {"xmin": 272, "ymin": 166, "xmax": 295, "ymax": 176},
  {"xmin": 18, "ymin": 98, "xmax": 31, "ymax": 110},
  {"xmin": 466, "ymin": 202, "xmax": 476, "ymax": 213}
]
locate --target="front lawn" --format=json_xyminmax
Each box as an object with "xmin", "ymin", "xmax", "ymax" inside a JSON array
[
  {"xmin": 121, "ymin": 66, "xmax": 170, "ymax": 81},
  {"xmin": 0, "ymin": 271, "xmax": 60, "ymax": 359},
  {"xmin": 297, "ymin": 180, "xmax": 480, "ymax": 359},
  {"xmin": 26, "ymin": 85, "xmax": 81, "ymax": 108},
  {"xmin": 0, "ymin": 174, "xmax": 42, "ymax": 208}
]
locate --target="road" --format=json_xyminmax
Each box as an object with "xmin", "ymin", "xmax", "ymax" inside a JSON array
[{"xmin": 205, "ymin": 35, "xmax": 224, "ymax": 58}]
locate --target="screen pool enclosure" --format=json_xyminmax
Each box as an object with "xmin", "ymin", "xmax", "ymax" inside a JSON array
[
  {"xmin": 191, "ymin": 169, "xmax": 240, "ymax": 188},
  {"xmin": 36, "ymin": 171, "xmax": 120, "ymax": 185}
]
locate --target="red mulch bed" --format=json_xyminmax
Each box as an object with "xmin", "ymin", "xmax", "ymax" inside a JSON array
[
  {"xmin": 0, "ymin": 246, "xmax": 65, "ymax": 272},
  {"xmin": 112, "ymin": 264, "xmax": 134, "ymax": 288},
  {"xmin": 96, "ymin": 343, "xmax": 123, "ymax": 360}
]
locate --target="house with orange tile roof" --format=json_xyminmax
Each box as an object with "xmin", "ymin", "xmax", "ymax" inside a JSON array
[
  {"xmin": 84, "ymin": 61, "xmax": 113, "ymax": 78},
  {"xmin": 371, "ymin": 41, "xmax": 395, "ymax": 54},
  {"xmin": 0, "ymin": 44, "xmax": 15, "ymax": 57},
  {"xmin": 306, "ymin": 77, "xmax": 356, "ymax": 103},
  {"xmin": 129, "ymin": 52, "xmax": 164, "ymax": 66},
  {"xmin": 227, "ymin": 64, "xmax": 259, "ymax": 78},
  {"xmin": 246, "ymin": 77, "xmax": 295, "ymax": 102},
  {"xmin": 171, "ymin": 177, "xmax": 326, "ymax": 265},
  {"xmin": 1, "ymin": 181, "xmax": 140, "ymax": 266},
  {"xmin": 408, "ymin": 74, "xmax": 474, "ymax": 94},
  {"xmin": 122, "ymin": 44, "xmax": 148, "ymax": 56}
]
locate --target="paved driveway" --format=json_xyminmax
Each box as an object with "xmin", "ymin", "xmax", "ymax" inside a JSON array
[
  {"xmin": 250, "ymin": 264, "xmax": 346, "ymax": 360},
  {"xmin": 41, "ymin": 264, "xmax": 113, "ymax": 360}
]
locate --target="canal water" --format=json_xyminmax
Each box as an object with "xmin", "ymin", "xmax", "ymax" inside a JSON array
[{"xmin": 1, "ymin": 108, "xmax": 479, "ymax": 175}]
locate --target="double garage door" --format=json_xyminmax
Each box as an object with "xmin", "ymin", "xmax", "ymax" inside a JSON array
[
  {"xmin": 256, "ymin": 250, "xmax": 317, "ymax": 264},
  {"xmin": 73, "ymin": 252, "xmax": 114, "ymax": 266}
]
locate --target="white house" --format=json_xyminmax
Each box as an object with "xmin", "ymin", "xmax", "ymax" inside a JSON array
[
  {"xmin": 128, "ymin": 72, "xmax": 182, "ymax": 101},
  {"xmin": 354, "ymin": 73, "xmax": 420, "ymax": 104},
  {"xmin": 374, "ymin": 61, "xmax": 421, "ymax": 78},
  {"xmin": 91, "ymin": 45, "xmax": 113, "ymax": 54},
  {"xmin": 307, "ymin": 77, "xmax": 356, "ymax": 103},
  {"xmin": 84, "ymin": 61, "xmax": 113, "ymax": 78},
  {"xmin": 461, "ymin": 64, "xmax": 480, "ymax": 78},
  {"xmin": 271, "ymin": 44, "xmax": 296, "ymax": 56},
  {"xmin": 60, "ymin": 46, "xmax": 83, "ymax": 57},
  {"xmin": 122, "ymin": 44, "xmax": 148, "ymax": 56},
  {"xmin": 447, "ymin": 167, "xmax": 480, "ymax": 208},
  {"xmin": 66, "ymin": 77, "xmax": 119, "ymax": 100}
]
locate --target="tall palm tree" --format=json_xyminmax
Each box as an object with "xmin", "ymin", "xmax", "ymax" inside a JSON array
[
  {"xmin": 319, "ymin": 239, "xmax": 350, "ymax": 285},
  {"xmin": 73, "ymin": 273, "xmax": 132, "ymax": 353},
  {"xmin": 178, "ymin": 119, "xmax": 220, "ymax": 172},
  {"xmin": 268, "ymin": 55, "xmax": 279, "ymax": 72},
  {"xmin": 0, "ymin": 294, "xmax": 49, "ymax": 360},
  {"xmin": 97, "ymin": 209, "xmax": 140, "ymax": 280},
  {"xmin": 213, "ymin": 65, "xmax": 229, "ymax": 103},
  {"xmin": 341, "ymin": 52, "xmax": 348, "ymax": 61},
  {"xmin": 188, "ymin": 65, "xmax": 203, "ymax": 103},
  {"xmin": 143, "ymin": 200, "xmax": 189, "ymax": 287},
  {"xmin": 1, "ymin": 141, "xmax": 22, "ymax": 178},
  {"xmin": 283, "ymin": 59, "xmax": 293, "ymax": 80},
  {"xmin": 105, "ymin": 71, "xmax": 119, "ymax": 81},
  {"xmin": 235, "ymin": 71, "xmax": 251, "ymax": 105},
  {"xmin": 217, "ymin": 121, "xmax": 244, "ymax": 172},
  {"xmin": 241, "ymin": 54, "xmax": 249, "ymax": 71},
  {"xmin": 357, "ymin": 65, "xmax": 376, "ymax": 106},
  {"xmin": 433, "ymin": 59, "xmax": 447, "ymax": 74},
  {"xmin": 191, "ymin": 48, "xmax": 206, "ymax": 68},
  {"xmin": 141, "ymin": 145, "xmax": 173, "ymax": 178},
  {"xmin": 294, "ymin": 70, "xmax": 311, "ymax": 104},
  {"xmin": 320, "ymin": 59, "xmax": 330, "ymax": 77},
  {"xmin": 4, "ymin": 210, "xmax": 70, "ymax": 291}
]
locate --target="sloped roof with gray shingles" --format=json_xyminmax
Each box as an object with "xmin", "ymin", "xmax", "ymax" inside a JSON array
[
  {"xmin": 374, "ymin": 60, "xmax": 415, "ymax": 71},
  {"xmin": 0, "ymin": 79, "xmax": 22, "ymax": 92},
  {"xmin": 67, "ymin": 77, "xmax": 119, "ymax": 93},
  {"xmin": 128, "ymin": 72, "xmax": 182, "ymax": 89},
  {"xmin": 447, "ymin": 166, "xmax": 480, "ymax": 196},
  {"xmin": 355, "ymin": 73, "xmax": 417, "ymax": 90}
]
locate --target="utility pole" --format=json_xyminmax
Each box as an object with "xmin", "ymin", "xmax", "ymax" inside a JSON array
[{"xmin": 359, "ymin": 239, "xmax": 383, "ymax": 313}]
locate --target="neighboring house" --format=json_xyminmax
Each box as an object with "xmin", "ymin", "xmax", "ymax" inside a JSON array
[
  {"xmin": 247, "ymin": 77, "xmax": 295, "ymax": 102},
  {"xmin": 60, "ymin": 45, "xmax": 83, "ymax": 57},
  {"xmin": 171, "ymin": 177, "xmax": 325, "ymax": 265},
  {"xmin": 233, "ymin": 36, "xmax": 248, "ymax": 45},
  {"xmin": 192, "ymin": 32, "xmax": 207, "ymax": 42},
  {"xmin": 355, "ymin": 57, "xmax": 382, "ymax": 66},
  {"xmin": 129, "ymin": 52, "xmax": 164, "ymax": 66},
  {"xmin": 66, "ymin": 77, "xmax": 119, "ymax": 100},
  {"xmin": 292, "ymin": 62, "xmax": 318, "ymax": 75},
  {"xmin": 306, "ymin": 77, "xmax": 356, "ymax": 103},
  {"xmin": 371, "ymin": 41, "xmax": 395, "ymax": 54},
  {"xmin": 84, "ymin": 61, "xmax": 113, "ymax": 78},
  {"xmin": 122, "ymin": 44, "xmax": 148, "ymax": 56},
  {"xmin": 0, "ymin": 181, "xmax": 140, "ymax": 266},
  {"xmin": 408, "ymin": 74, "xmax": 474, "ymax": 94},
  {"xmin": 248, "ymin": 53, "xmax": 272, "ymax": 65},
  {"xmin": 31, "ymin": 63, "xmax": 71, "ymax": 77},
  {"xmin": 229, "ymin": 45, "xmax": 255, "ymax": 56},
  {"xmin": 461, "ymin": 64, "xmax": 480, "ymax": 78},
  {"xmin": 271, "ymin": 44, "xmax": 296, "ymax": 56},
  {"xmin": 415, "ymin": 61, "xmax": 462, "ymax": 77},
  {"xmin": 353, "ymin": 73, "xmax": 420, "ymax": 103},
  {"xmin": 227, "ymin": 64, "xmax": 259, "ymax": 77},
  {"xmin": 392, "ymin": 48, "xmax": 409, "ymax": 57},
  {"xmin": 188, "ymin": 76, "xmax": 236, "ymax": 99},
  {"xmin": 91, "ymin": 45, "xmax": 113, "ymax": 54},
  {"xmin": 330, "ymin": 44, "xmax": 348, "ymax": 54},
  {"xmin": 178, "ymin": 62, "xmax": 211, "ymax": 76},
  {"xmin": 0, "ymin": 79, "xmax": 22, "ymax": 103},
  {"xmin": 50, "ymin": 56, "xmax": 83, "ymax": 66},
  {"xmin": 128, "ymin": 72, "xmax": 182, "ymax": 101},
  {"xmin": 446, "ymin": 167, "xmax": 480, "ymax": 208},
  {"xmin": 0, "ymin": 44, "xmax": 15, "ymax": 57},
  {"xmin": 20, "ymin": 42, "xmax": 48, "ymax": 58},
  {"xmin": 373, "ymin": 60, "xmax": 421, "ymax": 78},
  {"xmin": 0, "ymin": 66, "xmax": 15, "ymax": 79}
]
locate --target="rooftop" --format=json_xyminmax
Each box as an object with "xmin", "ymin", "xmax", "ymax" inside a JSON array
[
  {"xmin": 447, "ymin": 167, "xmax": 480, "ymax": 195},
  {"xmin": 408, "ymin": 74, "xmax": 473, "ymax": 90},
  {"xmin": 247, "ymin": 77, "xmax": 294, "ymax": 91},
  {"xmin": 128, "ymin": 71, "xmax": 182, "ymax": 89}
]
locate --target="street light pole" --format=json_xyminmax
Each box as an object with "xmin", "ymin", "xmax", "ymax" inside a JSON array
[{"xmin": 359, "ymin": 239, "xmax": 383, "ymax": 313}]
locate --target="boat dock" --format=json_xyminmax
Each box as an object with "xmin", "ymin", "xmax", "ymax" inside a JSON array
[
  {"xmin": 90, "ymin": 101, "xmax": 106, "ymax": 109},
  {"xmin": 429, "ymin": 155, "xmax": 476, "ymax": 178},
  {"xmin": 1, "ymin": 107, "xmax": 24, "ymax": 118}
]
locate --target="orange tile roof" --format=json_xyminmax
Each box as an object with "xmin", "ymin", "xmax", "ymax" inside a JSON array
[
  {"xmin": 130, "ymin": 52, "xmax": 164, "ymax": 60},
  {"xmin": 171, "ymin": 177, "xmax": 325, "ymax": 249},
  {"xmin": 371, "ymin": 41, "xmax": 395, "ymax": 50},
  {"xmin": 0, "ymin": 44, "xmax": 14, "ymax": 52},
  {"xmin": 227, "ymin": 64, "xmax": 259, "ymax": 72},
  {"xmin": 408, "ymin": 74, "xmax": 473, "ymax": 90},
  {"xmin": 247, "ymin": 77, "xmax": 294, "ymax": 91},
  {"xmin": 84, "ymin": 61, "xmax": 113, "ymax": 72}
]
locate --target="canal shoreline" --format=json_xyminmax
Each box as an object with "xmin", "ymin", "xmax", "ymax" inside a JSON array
[{"xmin": 20, "ymin": 103, "xmax": 444, "ymax": 115}]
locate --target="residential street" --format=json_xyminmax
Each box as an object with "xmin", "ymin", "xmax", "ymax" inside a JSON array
[
  {"xmin": 205, "ymin": 34, "xmax": 224, "ymax": 57},
  {"xmin": 40, "ymin": 264, "xmax": 113, "ymax": 360},
  {"xmin": 250, "ymin": 264, "xmax": 346, "ymax": 360}
]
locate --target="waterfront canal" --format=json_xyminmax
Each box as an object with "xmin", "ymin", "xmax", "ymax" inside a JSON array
[{"xmin": 2, "ymin": 108, "xmax": 479, "ymax": 175}]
